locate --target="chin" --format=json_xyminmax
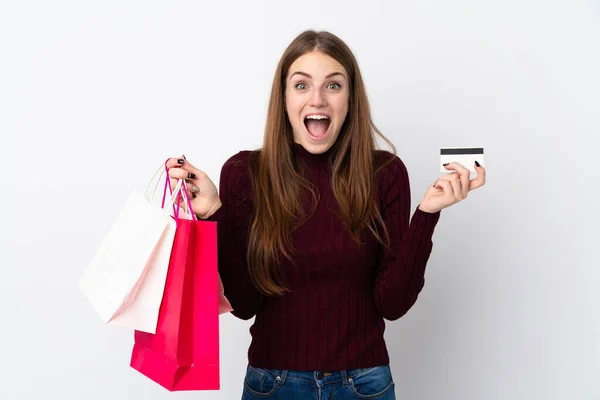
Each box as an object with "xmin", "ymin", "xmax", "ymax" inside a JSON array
[{"xmin": 306, "ymin": 143, "xmax": 331, "ymax": 154}]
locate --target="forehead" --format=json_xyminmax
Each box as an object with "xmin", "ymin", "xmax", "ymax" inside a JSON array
[{"xmin": 288, "ymin": 51, "xmax": 346, "ymax": 78}]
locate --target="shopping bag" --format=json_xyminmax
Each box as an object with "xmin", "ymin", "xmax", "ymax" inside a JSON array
[
  {"xmin": 130, "ymin": 182, "xmax": 221, "ymax": 391},
  {"xmin": 78, "ymin": 164, "xmax": 185, "ymax": 333},
  {"xmin": 176, "ymin": 209, "xmax": 232, "ymax": 316}
]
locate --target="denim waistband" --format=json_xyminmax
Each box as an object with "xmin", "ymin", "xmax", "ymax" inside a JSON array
[{"xmin": 251, "ymin": 365, "xmax": 388, "ymax": 388}]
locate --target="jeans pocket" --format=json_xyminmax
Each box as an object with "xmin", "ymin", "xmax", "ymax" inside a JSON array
[
  {"xmin": 243, "ymin": 365, "xmax": 280, "ymax": 397},
  {"xmin": 348, "ymin": 365, "xmax": 395, "ymax": 399}
]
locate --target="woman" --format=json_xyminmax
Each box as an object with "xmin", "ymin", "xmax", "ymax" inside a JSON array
[{"xmin": 166, "ymin": 30, "xmax": 485, "ymax": 399}]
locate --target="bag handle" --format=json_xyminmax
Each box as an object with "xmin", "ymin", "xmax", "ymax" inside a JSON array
[
  {"xmin": 161, "ymin": 178, "xmax": 184, "ymax": 213},
  {"xmin": 144, "ymin": 162, "xmax": 177, "ymax": 216},
  {"xmin": 161, "ymin": 158, "xmax": 197, "ymax": 222},
  {"xmin": 142, "ymin": 158, "xmax": 196, "ymax": 221}
]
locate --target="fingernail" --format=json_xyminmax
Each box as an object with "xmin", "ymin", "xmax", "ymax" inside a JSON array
[
  {"xmin": 183, "ymin": 154, "xmax": 187, "ymax": 160},
  {"xmin": 188, "ymin": 172, "xmax": 196, "ymax": 179},
  {"xmin": 475, "ymin": 160, "xmax": 480, "ymax": 167},
  {"xmin": 192, "ymin": 193, "xmax": 197, "ymax": 199},
  {"xmin": 177, "ymin": 159, "xmax": 184, "ymax": 164},
  {"xmin": 443, "ymin": 163, "xmax": 449, "ymax": 166}
]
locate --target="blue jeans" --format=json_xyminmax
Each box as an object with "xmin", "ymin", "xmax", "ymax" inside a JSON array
[{"xmin": 242, "ymin": 364, "xmax": 396, "ymax": 399}]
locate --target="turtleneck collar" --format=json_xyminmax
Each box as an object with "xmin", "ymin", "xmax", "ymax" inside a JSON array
[{"xmin": 292, "ymin": 142, "xmax": 333, "ymax": 169}]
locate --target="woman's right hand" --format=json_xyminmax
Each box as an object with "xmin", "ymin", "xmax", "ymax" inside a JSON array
[{"xmin": 165, "ymin": 156, "xmax": 222, "ymax": 219}]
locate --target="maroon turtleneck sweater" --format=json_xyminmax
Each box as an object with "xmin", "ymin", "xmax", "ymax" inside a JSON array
[{"xmin": 206, "ymin": 143, "xmax": 441, "ymax": 371}]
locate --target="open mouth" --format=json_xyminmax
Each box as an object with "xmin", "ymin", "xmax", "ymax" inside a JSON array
[{"xmin": 304, "ymin": 115, "xmax": 331, "ymax": 141}]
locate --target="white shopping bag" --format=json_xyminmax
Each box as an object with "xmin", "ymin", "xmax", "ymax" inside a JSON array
[{"xmin": 79, "ymin": 167, "xmax": 186, "ymax": 333}]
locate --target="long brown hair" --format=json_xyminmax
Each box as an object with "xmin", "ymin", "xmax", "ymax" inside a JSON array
[{"xmin": 248, "ymin": 30, "xmax": 396, "ymax": 296}]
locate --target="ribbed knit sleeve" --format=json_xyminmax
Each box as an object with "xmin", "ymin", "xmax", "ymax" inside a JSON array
[
  {"xmin": 373, "ymin": 154, "xmax": 441, "ymax": 321},
  {"xmin": 206, "ymin": 151, "xmax": 264, "ymax": 320}
]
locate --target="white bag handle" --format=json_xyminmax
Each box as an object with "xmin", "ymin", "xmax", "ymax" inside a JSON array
[
  {"xmin": 144, "ymin": 163, "xmax": 168, "ymax": 201},
  {"xmin": 162, "ymin": 179, "xmax": 184, "ymax": 213}
]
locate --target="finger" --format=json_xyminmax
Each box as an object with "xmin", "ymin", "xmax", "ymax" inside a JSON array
[
  {"xmin": 438, "ymin": 172, "xmax": 462, "ymax": 200},
  {"xmin": 179, "ymin": 189, "xmax": 196, "ymax": 202},
  {"xmin": 169, "ymin": 174, "xmax": 199, "ymax": 187},
  {"xmin": 448, "ymin": 174, "xmax": 462, "ymax": 201},
  {"xmin": 165, "ymin": 155, "xmax": 204, "ymax": 176},
  {"xmin": 470, "ymin": 163, "xmax": 487, "ymax": 190},
  {"xmin": 186, "ymin": 189, "xmax": 197, "ymax": 199},
  {"xmin": 443, "ymin": 162, "xmax": 470, "ymax": 175},
  {"xmin": 181, "ymin": 181, "xmax": 200, "ymax": 194},
  {"xmin": 168, "ymin": 168, "xmax": 199, "ymax": 181},
  {"xmin": 444, "ymin": 162, "xmax": 474, "ymax": 197},
  {"xmin": 165, "ymin": 155, "xmax": 187, "ymax": 169},
  {"xmin": 435, "ymin": 171, "xmax": 459, "ymax": 184},
  {"xmin": 437, "ymin": 180, "xmax": 453, "ymax": 202}
]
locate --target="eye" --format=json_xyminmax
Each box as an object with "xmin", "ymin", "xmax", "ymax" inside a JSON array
[
  {"xmin": 327, "ymin": 82, "xmax": 342, "ymax": 90},
  {"xmin": 295, "ymin": 82, "xmax": 308, "ymax": 90}
]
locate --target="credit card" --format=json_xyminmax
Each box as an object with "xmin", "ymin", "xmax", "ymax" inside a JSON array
[{"xmin": 440, "ymin": 147, "xmax": 484, "ymax": 172}]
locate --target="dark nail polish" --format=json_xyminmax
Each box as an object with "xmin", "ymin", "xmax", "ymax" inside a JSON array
[
  {"xmin": 443, "ymin": 163, "xmax": 449, "ymax": 166},
  {"xmin": 183, "ymin": 154, "xmax": 187, "ymax": 160},
  {"xmin": 177, "ymin": 159, "xmax": 184, "ymax": 164},
  {"xmin": 475, "ymin": 160, "xmax": 481, "ymax": 167},
  {"xmin": 188, "ymin": 172, "xmax": 196, "ymax": 179},
  {"xmin": 192, "ymin": 193, "xmax": 197, "ymax": 199}
]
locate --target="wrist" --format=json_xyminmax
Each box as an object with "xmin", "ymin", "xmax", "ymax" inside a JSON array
[
  {"xmin": 418, "ymin": 203, "xmax": 440, "ymax": 214},
  {"xmin": 197, "ymin": 199, "xmax": 223, "ymax": 220}
]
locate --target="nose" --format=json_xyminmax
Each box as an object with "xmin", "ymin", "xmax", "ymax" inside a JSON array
[{"xmin": 308, "ymin": 88, "xmax": 328, "ymax": 108}]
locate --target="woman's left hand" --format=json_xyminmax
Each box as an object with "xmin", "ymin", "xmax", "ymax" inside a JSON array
[{"xmin": 418, "ymin": 162, "xmax": 486, "ymax": 214}]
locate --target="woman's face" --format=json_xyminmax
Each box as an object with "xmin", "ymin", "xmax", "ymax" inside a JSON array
[{"xmin": 285, "ymin": 51, "xmax": 349, "ymax": 154}]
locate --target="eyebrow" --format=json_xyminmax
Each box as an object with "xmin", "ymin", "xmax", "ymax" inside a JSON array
[{"xmin": 290, "ymin": 71, "xmax": 347, "ymax": 81}]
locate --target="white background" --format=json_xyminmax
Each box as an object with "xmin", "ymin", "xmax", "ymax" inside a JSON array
[{"xmin": 2, "ymin": 1, "xmax": 599, "ymax": 399}]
